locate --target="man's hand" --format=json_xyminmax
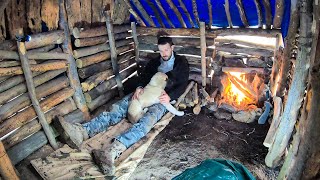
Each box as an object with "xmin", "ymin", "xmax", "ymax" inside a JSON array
[
  {"xmin": 159, "ymin": 91, "xmax": 171, "ymax": 104},
  {"xmin": 132, "ymin": 87, "xmax": 144, "ymax": 100}
]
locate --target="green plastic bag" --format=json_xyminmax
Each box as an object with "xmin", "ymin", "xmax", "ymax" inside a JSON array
[{"xmin": 173, "ymin": 159, "xmax": 256, "ymax": 180}]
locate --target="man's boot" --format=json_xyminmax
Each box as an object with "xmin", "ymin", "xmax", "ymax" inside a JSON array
[
  {"xmin": 92, "ymin": 140, "xmax": 127, "ymax": 175},
  {"xmin": 54, "ymin": 116, "xmax": 89, "ymax": 149}
]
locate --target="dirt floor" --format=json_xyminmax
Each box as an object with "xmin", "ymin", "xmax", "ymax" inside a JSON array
[
  {"xmin": 130, "ymin": 108, "xmax": 279, "ymax": 180},
  {"xmin": 16, "ymin": 108, "xmax": 279, "ymax": 180}
]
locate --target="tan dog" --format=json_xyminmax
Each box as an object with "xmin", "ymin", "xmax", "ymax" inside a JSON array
[{"xmin": 128, "ymin": 72, "xmax": 184, "ymax": 124}]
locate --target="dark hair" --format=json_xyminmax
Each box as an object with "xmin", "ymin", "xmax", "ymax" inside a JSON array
[{"xmin": 157, "ymin": 36, "xmax": 174, "ymax": 46}]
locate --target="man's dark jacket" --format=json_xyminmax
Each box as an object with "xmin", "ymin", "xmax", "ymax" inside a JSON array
[{"xmin": 138, "ymin": 53, "xmax": 189, "ymax": 100}]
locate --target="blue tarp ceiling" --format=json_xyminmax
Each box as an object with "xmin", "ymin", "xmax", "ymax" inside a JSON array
[{"xmin": 129, "ymin": 0, "xmax": 291, "ymax": 37}]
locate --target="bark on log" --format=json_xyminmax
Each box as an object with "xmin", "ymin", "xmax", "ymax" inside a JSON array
[
  {"xmin": 81, "ymin": 69, "xmax": 114, "ymax": 92},
  {"xmin": 263, "ymin": 96, "xmax": 282, "ymax": 148},
  {"xmin": 0, "ymin": 75, "xmax": 11, "ymax": 82},
  {"xmin": 0, "ymin": 50, "xmax": 68, "ymax": 60},
  {"xmin": 200, "ymin": 22, "xmax": 207, "ymax": 87},
  {"xmin": 222, "ymin": 67, "xmax": 265, "ymax": 74},
  {"xmin": 87, "ymin": 88, "xmax": 118, "ymax": 111},
  {"xmin": 165, "ymin": 0, "xmax": 187, "ymax": 28},
  {"xmin": 0, "ymin": 60, "xmax": 37, "ymax": 68},
  {"xmin": 154, "ymin": 0, "xmax": 175, "ymax": 28},
  {"xmin": 0, "ymin": 141, "xmax": 19, "ymax": 180},
  {"xmin": 0, "ymin": 40, "xmax": 16, "ymax": 50},
  {"xmin": 207, "ymin": 0, "xmax": 213, "ymax": 28},
  {"xmin": 146, "ymin": 0, "xmax": 165, "ymax": 28},
  {"xmin": 265, "ymin": 0, "xmax": 312, "ymax": 167},
  {"xmin": 73, "ymin": 39, "xmax": 132, "ymax": 59},
  {"xmin": 3, "ymin": 98, "xmax": 77, "ymax": 149},
  {"xmin": 193, "ymin": 82, "xmax": 199, "ymax": 105},
  {"xmin": 215, "ymin": 38, "xmax": 275, "ymax": 51},
  {"xmin": 137, "ymin": 27, "xmax": 205, "ymax": 37},
  {"xmin": 273, "ymin": 0, "xmax": 285, "ymax": 28},
  {"xmin": 118, "ymin": 0, "xmax": 146, "ymax": 26},
  {"xmin": 236, "ymin": 0, "xmax": 249, "ymax": 27},
  {"xmin": 0, "ymin": 88, "xmax": 74, "ymax": 138},
  {"xmin": 24, "ymin": 30, "xmax": 64, "ymax": 49},
  {"xmin": 262, "ymin": 0, "xmax": 272, "ymax": 29},
  {"xmin": 0, "ymin": 69, "xmax": 65, "ymax": 105},
  {"xmin": 178, "ymin": 0, "xmax": 195, "ymax": 27},
  {"xmin": 59, "ymin": 0, "xmax": 90, "ymax": 121},
  {"xmin": 16, "ymin": 28, "xmax": 58, "ymax": 149},
  {"xmin": 192, "ymin": 0, "xmax": 199, "ymax": 26},
  {"xmin": 270, "ymin": 36, "xmax": 283, "ymax": 96},
  {"xmin": 27, "ymin": 44, "xmax": 56, "ymax": 53},
  {"xmin": 224, "ymin": 0, "xmax": 233, "ymax": 28},
  {"xmin": 131, "ymin": 0, "xmax": 156, "ymax": 27},
  {"xmin": 0, "ymin": 76, "xmax": 69, "ymax": 121},
  {"xmin": 0, "ymin": 72, "xmax": 41, "ymax": 93},
  {"xmin": 215, "ymin": 44, "xmax": 274, "ymax": 57},
  {"xmin": 0, "ymin": 61, "xmax": 67, "ymax": 76},
  {"xmin": 63, "ymin": 109, "xmax": 85, "ymax": 124},
  {"xmin": 74, "ymin": 32, "xmax": 131, "ymax": 47},
  {"xmin": 138, "ymin": 36, "xmax": 215, "ymax": 47},
  {"xmin": 253, "ymin": 0, "xmax": 262, "ymax": 27},
  {"xmin": 131, "ymin": 22, "xmax": 139, "ymax": 63},
  {"xmin": 72, "ymin": 24, "xmax": 131, "ymax": 38}
]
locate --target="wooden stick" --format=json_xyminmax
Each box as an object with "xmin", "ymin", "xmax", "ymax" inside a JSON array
[
  {"xmin": 145, "ymin": 0, "xmax": 165, "ymax": 27},
  {"xmin": 0, "ymin": 61, "xmax": 67, "ymax": 76},
  {"xmin": 222, "ymin": 67, "xmax": 265, "ymax": 74},
  {"xmin": 253, "ymin": 0, "xmax": 262, "ymax": 28},
  {"xmin": 178, "ymin": 0, "xmax": 195, "ymax": 27},
  {"xmin": 118, "ymin": 0, "xmax": 146, "ymax": 27},
  {"xmin": 215, "ymin": 38, "xmax": 275, "ymax": 51},
  {"xmin": 265, "ymin": 0, "xmax": 312, "ymax": 166},
  {"xmin": 165, "ymin": 0, "xmax": 187, "ymax": 28},
  {"xmin": 0, "ymin": 76, "xmax": 69, "ymax": 121},
  {"xmin": 72, "ymin": 24, "xmax": 131, "ymax": 39},
  {"xmin": 16, "ymin": 28, "xmax": 58, "ymax": 150},
  {"xmin": 273, "ymin": 0, "xmax": 285, "ymax": 28},
  {"xmin": 207, "ymin": 0, "xmax": 213, "ymax": 28},
  {"xmin": 226, "ymin": 72, "xmax": 257, "ymax": 98},
  {"xmin": 200, "ymin": 22, "xmax": 207, "ymax": 87},
  {"xmin": 236, "ymin": 0, "xmax": 249, "ymax": 27},
  {"xmin": 131, "ymin": 0, "xmax": 156, "ymax": 27},
  {"xmin": 131, "ymin": 22, "xmax": 139, "ymax": 63},
  {"xmin": 0, "ymin": 69, "xmax": 65, "ymax": 105},
  {"xmin": 226, "ymin": 73, "xmax": 257, "ymax": 101},
  {"xmin": 224, "ymin": 0, "xmax": 233, "ymax": 28},
  {"xmin": 270, "ymin": 35, "xmax": 283, "ymax": 96},
  {"xmin": 0, "ymin": 88, "xmax": 74, "ymax": 138},
  {"xmin": 0, "ymin": 141, "xmax": 19, "ymax": 180},
  {"xmin": 192, "ymin": 0, "xmax": 200, "ymax": 26},
  {"xmin": 138, "ymin": 36, "xmax": 215, "ymax": 47},
  {"xmin": 215, "ymin": 43, "xmax": 274, "ymax": 57},
  {"xmin": 74, "ymin": 32, "xmax": 131, "ymax": 48},
  {"xmin": 151, "ymin": 0, "xmax": 173, "ymax": 28},
  {"xmin": 59, "ymin": 0, "xmax": 91, "ymax": 121},
  {"xmin": 193, "ymin": 82, "xmax": 199, "ymax": 104},
  {"xmin": 105, "ymin": 11, "xmax": 124, "ymax": 97},
  {"xmin": 262, "ymin": 0, "xmax": 272, "ymax": 29},
  {"xmin": 3, "ymin": 98, "xmax": 77, "ymax": 149}
]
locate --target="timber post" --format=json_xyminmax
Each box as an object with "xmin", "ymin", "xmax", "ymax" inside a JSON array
[
  {"xmin": 0, "ymin": 141, "xmax": 19, "ymax": 180},
  {"xmin": 200, "ymin": 22, "xmax": 207, "ymax": 87},
  {"xmin": 58, "ymin": 0, "xmax": 90, "ymax": 120},
  {"xmin": 15, "ymin": 28, "xmax": 58, "ymax": 150},
  {"xmin": 131, "ymin": 22, "xmax": 139, "ymax": 63},
  {"xmin": 104, "ymin": 10, "xmax": 124, "ymax": 97}
]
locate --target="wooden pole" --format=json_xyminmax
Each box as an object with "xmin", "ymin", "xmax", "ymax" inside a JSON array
[
  {"xmin": 200, "ymin": 22, "xmax": 206, "ymax": 87},
  {"xmin": 131, "ymin": 22, "xmax": 139, "ymax": 63},
  {"xmin": 215, "ymin": 44, "xmax": 274, "ymax": 57},
  {"xmin": 118, "ymin": 0, "xmax": 146, "ymax": 27},
  {"xmin": 154, "ymin": 0, "xmax": 175, "ymax": 28},
  {"xmin": 16, "ymin": 28, "xmax": 58, "ymax": 150},
  {"xmin": 0, "ymin": 141, "xmax": 19, "ymax": 180},
  {"xmin": 105, "ymin": 10, "xmax": 124, "ymax": 97},
  {"xmin": 224, "ymin": 0, "xmax": 233, "ymax": 28},
  {"xmin": 165, "ymin": 0, "xmax": 187, "ymax": 28},
  {"xmin": 273, "ymin": 0, "xmax": 285, "ymax": 28},
  {"xmin": 74, "ymin": 32, "xmax": 131, "ymax": 48},
  {"xmin": 59, "ymin": 0, "xmax": 90, "ymax": 120},
  {"xmin": 262, "ymin": 0, "xmax": 272, "ymax": 29},
  {"xmin": 146, "ymin": 0, "xmax": 165, "ymax": 27},
  {"xmin": 131, "ymin": 0, "xmax": 156, "ymax": 27},
  {"xmin": 215, "ymin": 38, "xmax": 276, "ymax": 51},
  {"xmin": 192, "ymin": 0, "xmax": 200, "ymax": 27},
  {"xmin": 207, "ymin": 0, "xmax": 213, "ymax": 28},
  {"xmin": 253, "ymin": 0, "xmax": 262, "ymax": 28},
  {"xmin": 236, "ymin": 0, "xmax": 249, "ymax": 27},
  {"xmin": 265, "ymin": 0, "xmax": 313, "ymax": 167},
  {"xmin": 270, "ymin": 34, "xmax": 283, "ymax": 97},
  {"xmin": 178, "ymin": 0, "xmax": 195, "ymax": 27},
  {"xmin": 72, "ymin": 24, "xmax": 131, "ymax": 39}
]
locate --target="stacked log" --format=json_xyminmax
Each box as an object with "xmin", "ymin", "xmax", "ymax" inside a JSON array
[{"xmin": 72, "ymin": 24, "xmax": 137, "ymax": 112}]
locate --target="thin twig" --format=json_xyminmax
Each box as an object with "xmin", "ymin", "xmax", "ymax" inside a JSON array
[
  {"xmin": 247, "ymin": 128, "xmax": 255, "ymax": 136},
  {"xmin": 235, "ymin": 136, "xmax": 248, "ymax": 144}
]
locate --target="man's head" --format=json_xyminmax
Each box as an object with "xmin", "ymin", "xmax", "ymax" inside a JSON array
[{"xmin": 158, "ymin": 37, "xmax": 175, "ymax": 61}]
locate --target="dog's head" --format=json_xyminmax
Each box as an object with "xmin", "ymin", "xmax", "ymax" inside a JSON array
[{"xmin": 149, "ymin": 72, "xmax": 168, "ymax": 88}]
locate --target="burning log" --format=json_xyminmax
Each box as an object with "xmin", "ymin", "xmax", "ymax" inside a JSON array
[
  {"xmin": 215, "ymin": 43, "xmax": 274, "ymax": 57},
  {"xmin": 263, "ymin": 96, "xmax": 282, "ymax": 148},
  {"xmin": 3, "ymin": 98, "xmax": 77, "ymax": 149},
  {"xmin": 0, "ymin": 88, "xmax": 74, "ymax": 138},
  {"xmin": 184, "ymin": 90, "xmax": 193, "ymax": 107},
  {"xmin": 0, "ymin": 69, "xmax": 65, "ymax": 105},
  {"xmin": 72, "ymin": 24, "xmax": 131, "ymax": 38},
  {"xmin": 0, "ymin": 76, "xmax": 69, "ymax": 121},
  {"xmin": 226, "ymin": 72, "xmax": 257, "ymax": 101},
  {"xmin": 74, "ymin": 32, "xmax": 131, "ymax": 47},
  {"xmin": 0, "ymin": 61, "xmax": 67, "ymax": 76}
]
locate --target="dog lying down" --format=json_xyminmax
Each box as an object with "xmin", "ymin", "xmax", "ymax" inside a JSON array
[{"xmin": 128, "ymin": 72, "xmax": 184, "ymax": 124}]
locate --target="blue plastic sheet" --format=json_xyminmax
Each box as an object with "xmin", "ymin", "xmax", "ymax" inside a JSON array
[{"xmin": 129, "ymin": 0, "xmax": 291, "ymax": 37}]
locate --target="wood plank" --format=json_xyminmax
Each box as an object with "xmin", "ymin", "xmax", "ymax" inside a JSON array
[
  {"xmin": 41, "ymin": 0, "xmax": 59, "ymax": 30},
  {"xmin": 91, "ymin": 0, "xmax": 103, "ymax": 23},
  {"xmin": 66, "ymin": 0, "xmax": 81, "ymax": 30},
  {"xmin": 222, "ymin": 67, "xmax": 265, "ymax": 74},
  {"xmin": 138, "ymin": 35, "xmax": 215, "ymax": 47},
  {"xmin": 74, "ymin": 32, "xmax": 131, "ymax": 47},
  {"xmin": 215, "ymin": 43, "xmax": 274, "ymax": 57},
  {"xmin": 215, "ymin": 38, "xmax": 275, "ymax": 51},
  {"xmin": 80, "ymin": 0, "xmax": 92, "ymax": 26}
]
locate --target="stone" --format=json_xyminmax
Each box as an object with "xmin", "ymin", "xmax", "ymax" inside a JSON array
[
  {"xmin": 218, "ymin": 103, "xmax": 237, "ymax": 113},
  {"xmin": 213, "ymin": 110, "xmax": 232, "ymax": 120},
  {"xmin": 247, "ymin": 58, "xmax": 267, "ymax": 68},
  {"xmin": 232, "ymin": 108, "xmax": 262, "ymax": 123}
]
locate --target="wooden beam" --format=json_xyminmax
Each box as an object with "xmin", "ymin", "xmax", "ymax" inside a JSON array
[
  {"xmin": 118, "ymin": 0, "xmax": 146, "ymax": 27},
  {"xmin": 105, "ymin": 11, "xmax": 124, "ymax": 97},
  {"xmin": 131, "ymin": 0, "xmax": 156, "ymax": 27},
  {"xmin": 265, "ymin": 0, "xmax": 313, "ymax": 167},
  {"xmin": 59, "ymin": 0, "xmax": 90, "ymax": 121},
  {"xmin": 215, "ymin": 44, "xmax": 274, "ymax": 57},
  {"xmin": 207, "ymin": 0, "xmax": 213, "ymax": 28},
  {"xmin": 154, "ymin": 0, "xmax": 175, "ymax": 28},
  {"xmin": 16, "ymin": 29, "xmax": 58, "ymax": 150},
  {"xmin": 0, "ymin": 140, "xmax": 19, "ymax": 180},
  {"xmin": 200, "ymin": 22, "xmax": 206, "ymax": 87},
  {"xmin": 131, "ymin": 22, "xmax": 139, "ymax": 62},
  {"xmin": 270, "ymin": 34, "xmax": 283, "ymax": 96},
  {"xmin": 72, "ymin": 25, "xmax": 131, "ymax": 39},
  {"xmin": 178, "ymin": 0, "xmax": 195, "ymax": 27},
  {"xmin": 192, "ymin": 0, "xmax": 199, "ymax": 26},
  {"xmin": 224, "ymin": 0, "xmax": 233, "ymax": 28},
  {"xmin": 236, "ymin": 0, "xmax": 249, "ymax": 27},
  {"xmin": 165, "ymin": 0, "xmax": 187, "ymax": 28},
  {"xmin": 215, "ymin": 38, "xmax": 275, "ymax": 51},
  {"xmin": 273, "ymin": 0, "xmax": 285, "ymax": 28},
  {"xmin": 253, "ymin": 0, "xmax": 262, "ymax": 28},
  {"xmin": 87, "ymin": 88, "xmax": 118, "ymax": 111},
  {"xmin": 0, "ymin": 50, "xmax": 68, "ymax": 60},
  {"xmin": 74, "ymin": 32, "xmax": 131, "ymax": 48},
  {"xmin": 262, "ymin": 0, "xmax": 272, "ymax": 29},
  {"xmin": 145, "ymin": 0, "xmax": 165, "ymax": 27},
  {"xmin": 138, "ymin": 35, "xmax": 215, "ymax": 47}
]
